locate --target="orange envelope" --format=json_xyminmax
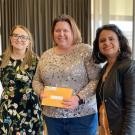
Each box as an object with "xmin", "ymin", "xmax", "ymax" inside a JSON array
[{"xmin": 41, "ymin": 86, "xmax": 73, "ymax": 108}]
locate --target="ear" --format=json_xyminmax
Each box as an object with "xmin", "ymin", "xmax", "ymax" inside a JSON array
[
  {"xmin": 9, "ymin": 36, "xmax": 13, "ymax": 41},
  {"xmin": 28, "ymin": 40, "xmax": 32, "ymax": 45}
]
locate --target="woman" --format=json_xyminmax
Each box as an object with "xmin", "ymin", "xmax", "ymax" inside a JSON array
[
  {"xmin": 0, "ymin": 25, "xmax": 43, "ymax": 134},
  {"xmin": 33, "ymin": 14, "xmax": 101, "ymax": 135},
  {"xmin": 92, "ymin": 24, "xmax": 135, "ymax": 135}
]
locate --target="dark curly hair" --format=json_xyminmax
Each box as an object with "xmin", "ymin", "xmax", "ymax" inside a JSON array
[{"xmin": 92, "ymin": 24, "xmax": 132, "ymax": 64}]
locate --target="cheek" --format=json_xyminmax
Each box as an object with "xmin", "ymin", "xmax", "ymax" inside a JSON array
[
  {"xmin": 26, "ymin": 40, "xmax": 31, "ymax": 45},
  {"xmin": 68, "ymin": 34, "xmax": 73, "ymax": 43},
  {"xmin": 53, "ymin": 34, "xmax": 58, "ymax": 42},
  {"xmin": 99, "ymin": 44, "xmax": 103, "ymax": 52},
  {"xmin": 10, "ymin": 40, "xmax": 17, "ymax": 47},
  {"xmin": 114, "ymin": 43, "xmax": 120, "ymax": 52},
  {"xmin": 10, "ymin": 39, "xmax": 15, "ymax": 44},
  {"xmin": 53, "ymin": 33, "xmax": 58, "ymax": 38}
]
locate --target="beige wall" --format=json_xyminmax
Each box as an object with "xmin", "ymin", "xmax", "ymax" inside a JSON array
[{"xmin": 110, "ymin": 0, "xmax": 133, "ymax": 16}]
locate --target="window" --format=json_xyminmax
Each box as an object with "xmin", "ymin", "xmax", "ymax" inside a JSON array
[{"xmin": 91, "ymin": 0, "xmax": 133, "ymax": 49}]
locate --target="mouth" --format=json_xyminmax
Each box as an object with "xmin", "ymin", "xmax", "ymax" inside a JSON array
[
  {"xmin": 103, "ymin": 46, "xmax": 113, "ymax": 51},
  {"xmin": 58, "ymin": 38, "xmax": 65, "ymax": 41}
]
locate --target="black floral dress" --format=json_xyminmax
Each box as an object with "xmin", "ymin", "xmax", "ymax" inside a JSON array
[{"xmin": 0, "ymin": 57, "xmax": 43, "ymax": 135}]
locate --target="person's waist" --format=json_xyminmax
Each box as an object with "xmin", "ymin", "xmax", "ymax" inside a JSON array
[{"xmin": 42, "ymin": 101, "xmax": 97, "ymax": 118}]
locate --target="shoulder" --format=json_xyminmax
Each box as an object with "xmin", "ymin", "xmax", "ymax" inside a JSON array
[
  {"xmin": 37, "ymin": 48, "xmax": 53, "ymax": 66},
  {"xmin": 117, "ymin": 58, "xmax": 135, "ymax": 74},
  {"xmin": 40, "ymin": 48, "xmax": 53, "ymax": 59},
  {"xmin": 77, "ymin": 43, "xmax": 92, "ymax": 52},
  {"xmin": 76, "ymin": 43, "xmax": 93, "ymax": 57}
]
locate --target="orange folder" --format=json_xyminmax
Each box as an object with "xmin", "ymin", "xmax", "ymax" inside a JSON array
[{"xmin": 41, "ymin": 86, "xmax": 73, "ymax": 108}]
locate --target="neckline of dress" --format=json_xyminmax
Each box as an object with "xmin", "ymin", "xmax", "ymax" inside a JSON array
[
  {"xmin": 52, "ymin": 44, "xmax": 78, "ymax": 56},
  {"xmin": 10, "ymin": 57, "xmax": 23, "ymax": 61}
]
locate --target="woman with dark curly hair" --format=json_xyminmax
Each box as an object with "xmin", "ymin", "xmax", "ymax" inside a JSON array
[{"xmin": 92, "ymin": 24, "xmax": 135, "ymax": 135}]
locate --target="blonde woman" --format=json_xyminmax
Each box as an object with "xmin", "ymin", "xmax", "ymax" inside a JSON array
[
  {"xmin": 33, "ymin": 14, "xmax": 101, "ymax": 135},
  {"xmin": 0, "ymin": 25, "xmax": 43, "ymax": 135}
]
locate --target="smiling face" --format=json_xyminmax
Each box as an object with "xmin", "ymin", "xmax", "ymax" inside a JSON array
[
  {"xmin": 10, "ymin": 27, "xmax": 30, "ymax": 52},
  {"xmin": 53, "ymin": 21, "xmax": 74, "ymax": 49},
  {"xmin": 99, "ymin": 30, "xmax": 120, "ymax": 60}
]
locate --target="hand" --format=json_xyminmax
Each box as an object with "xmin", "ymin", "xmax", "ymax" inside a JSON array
[
  {"xmin": 40, "ymin": 90, "xmax": 47, "ymax": 99},
  {"xmin": 62, "ymin": 96, "xmax": 79, "ymax": 110}
]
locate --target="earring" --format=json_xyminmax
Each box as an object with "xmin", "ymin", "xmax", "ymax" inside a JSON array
[
  {"xmin": 118, "ymin": 48, "xmax": 121, "ymax": 52},
  {"xmin": 97, "ymin": 51, "xmax": 106, "ymax": 61},
  {"xmin": 97, "ymin": 51, "xmax": 102, "ymax": 59}
]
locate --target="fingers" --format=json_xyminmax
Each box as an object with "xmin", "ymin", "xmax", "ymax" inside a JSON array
[
  {"xmin": 40, "ymin": 90, "xmax": 47, "ymax": 99},
  {"xmin": 62, "ymin": 96, "xmax": 79, "ymax": 110}
]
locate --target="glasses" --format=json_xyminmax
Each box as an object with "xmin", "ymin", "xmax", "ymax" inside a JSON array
[{"xmin": 11, "ymin": 34, "xmax": 30, "ymax": 42}]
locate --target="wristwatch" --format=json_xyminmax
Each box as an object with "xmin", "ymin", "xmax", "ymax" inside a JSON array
[{"xmin": 76, "ymin": 94, "xmax": 85, "ymax": 105}]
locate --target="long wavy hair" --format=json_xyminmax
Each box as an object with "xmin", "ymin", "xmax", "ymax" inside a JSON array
[
  {"xmin": 1, "ymin": 25, "xmax": 36, "ymax": 69},
  {"xmin": 92, "ymin": 24, "xmax": 132, "ymax": 64}
]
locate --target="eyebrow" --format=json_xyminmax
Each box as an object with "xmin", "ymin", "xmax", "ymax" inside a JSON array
[{"xmin": 12, "ymin": 33, "xmax": 28, "ymax": 36}]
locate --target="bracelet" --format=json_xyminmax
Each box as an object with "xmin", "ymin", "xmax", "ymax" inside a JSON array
[{"xmin": 76, "ymin": 94, "xmax": 85, "ymax": 105}]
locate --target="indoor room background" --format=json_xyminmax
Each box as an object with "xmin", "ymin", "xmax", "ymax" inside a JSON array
[{"xmin": 0, "ymin": 0, "xmax": 135, "ymax": 58}]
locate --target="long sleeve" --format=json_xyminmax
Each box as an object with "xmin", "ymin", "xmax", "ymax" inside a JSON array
[
  {"xmin": 121, "ymin": 60, "xmax": 135, "ymax": 135},
  {"xmin": 32, "ymin": 58, "xmax": 45, "ymax": 95},
  {"xmin": 77, "ymin": 48, "xmax": 101, "ymax": 100}
]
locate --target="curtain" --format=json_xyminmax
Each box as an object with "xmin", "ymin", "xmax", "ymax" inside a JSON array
[{"xmin": 0, "ymin": 0, "xmax": 91, "ymax": 56}]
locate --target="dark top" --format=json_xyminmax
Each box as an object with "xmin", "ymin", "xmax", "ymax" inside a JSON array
[
  {"xmin": 0, "ymin": 57, "xmax": 43, "ymax": 135},
  {"xmin": 96, "ymin": 58, "xmax": 135, "ymax": 135}
]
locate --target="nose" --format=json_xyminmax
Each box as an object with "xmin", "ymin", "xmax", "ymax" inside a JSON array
[
  {"xmin": 104, "ymin": 39, "xmax": 110, "ymax": 45},
  {"xmin": 17, "ymin": 37, "xmax": 22, "ymax": 41},
  {"xmin": 59, "ymin": 31, "xmax": 64, "ymax": 36}
]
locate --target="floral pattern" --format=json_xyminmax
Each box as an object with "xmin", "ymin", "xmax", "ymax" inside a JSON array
[{"xmin": 0, "ymin": 57, "xmax": 43, "ymax": 135}]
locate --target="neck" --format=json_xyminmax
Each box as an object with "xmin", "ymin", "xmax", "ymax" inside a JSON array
[
  {"xmin": 11, "ymin": 50, "xmax": 26, "ymax": 60},
  {"xmin": 54, "ymin": 45, "xmax": 75, "ymax": 55},
  {"xmin": 107, "ymin": 57, "xmax": 117, "ymax": 66}
]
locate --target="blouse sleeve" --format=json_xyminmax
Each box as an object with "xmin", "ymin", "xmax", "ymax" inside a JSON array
[
  {"xmin": 121, "ymin": 60, "xmax": 135, "ymax": 135},
  {"xmin": 77, "ymin": 44, "xmax": 101, "ymax": 100},
  {"xmin": 32, "ymin": 57, "xmax": 44, "ymax": 95}
]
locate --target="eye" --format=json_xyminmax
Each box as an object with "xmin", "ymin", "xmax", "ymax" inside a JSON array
[
  {"xmin": 21, "ymin": 35, "xmax": 28, "ymax": 40},
  {"xmin": 63, "ymin": 29, "xmax": 68, "ymax": 32},
  {"xmin": 21, "ymin": 36, "xmax": 30, "ymax": 42},
  {"xmin": 11, "ymin": 33, "xmax": 29, "ymax": 42},
  {"xmin": 54, "ymin": 29, "xmax": 61, "ymax": 33},
  {"xmin": 99, "ymin": 38, "xmax": 106, "ymax": 43},
  {"xmin": 109, "ymin": 37, "xmax": 113, "ymax": 40}
]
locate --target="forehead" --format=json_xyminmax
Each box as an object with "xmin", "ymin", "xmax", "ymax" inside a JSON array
[
  {"xmin": 54, "ymin": 21, "xmax": 71, "ymax": 29},
  {"xmin": 12, "ymin": 27, "xmax": 28, "ymax": 36},
  {"xmin": 100, "ymin": 30, "xmax": 117, "ymax": 38}
]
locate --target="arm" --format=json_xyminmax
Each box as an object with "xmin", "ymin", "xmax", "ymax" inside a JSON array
[
  {"xmin": 32, "ymin": 60, "xmax": 44, "ymax": 96},
  {"xmin": 77, "ymin": 45, "xmax": 101, "ymax": 100},
  {"xmin": 63, "ymin": 45, "xmax": 101, "ymax": 110},
  {"xmin": 121, "ymin": 60, "xmax": 135, "ymax": 135}
]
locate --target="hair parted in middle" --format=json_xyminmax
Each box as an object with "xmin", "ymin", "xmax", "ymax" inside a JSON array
[
  {"xmin": 92, "ymin": 24, "xmax": 131, "ymax": 64},
  {"xmin": 51, "ymin": 14, "xmax": 82, "ymax": 46},
  {"xmin": 1, "ymin": 25, "xmax": 36, "ymax": 69}
]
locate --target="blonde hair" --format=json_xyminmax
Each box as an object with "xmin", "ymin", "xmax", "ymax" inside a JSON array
[
  {"xmin": 1, "ymin": 25, "xmax": 36, "ymax": 69},
  {"xmin": 51, "ymin": 14, "xmax": 82, "ymax": 45}
]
